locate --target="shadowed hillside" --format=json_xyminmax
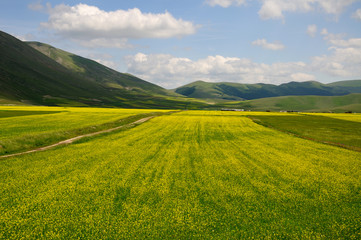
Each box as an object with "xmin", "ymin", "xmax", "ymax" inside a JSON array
[
  {"xmin": 1, "ymin": 30, "xmax": 360, "ymax": 111},
  {"xmin": 175, "ymin": 80, "xmax": 360, "ymax": 101},
  {"xmin": 0, "ymin": 31, "xmax": 207, "ymax": 109}
]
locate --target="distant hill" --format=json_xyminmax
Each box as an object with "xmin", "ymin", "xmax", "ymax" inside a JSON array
[
  {"xmin": 27, "ymin": 42, "xmax": 173, "ymax": 97},
  {"xmin": 211, "ymin": 93, "xmax": 361, "ymax": 112},
  {"xmin": 1, "ymin": 30, "xmax": 360, "ymax": 111},
  {"xmin": 327, "ymin": 80, "xmax": 361, "ymax": 93},
  {"xmin": 0, "ymin": 30, "xmax": 206, "ymax": 109},
  {"xmin": 175, "ymin": 80, "xmax": 360, "ymax": 101}
]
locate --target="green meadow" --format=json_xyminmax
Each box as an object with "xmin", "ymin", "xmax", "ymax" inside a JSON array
[
  {"xmin": 0, "ymin": 107, "xmax": 360, "ymax": 239},
  {"xmin": 0, "ymin": 106, "xmax": 170, "ymax": 155},
  {"xmin": 249, "ymin": 113, "xmax": 361, "ymax": 151}
]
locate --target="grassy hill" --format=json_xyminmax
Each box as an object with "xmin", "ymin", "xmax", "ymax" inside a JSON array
[
  {"xmin": 0, "ymin": 31, "xmax": 207, "ymax": 109},
  {"xmin": 175, "ymin": 80, "xmax": 358, "ymax": 101},
  {"xmin": 0, "ymin": 31, "xmax": 108, "ymax": 105},
  {"xmin": 211, "ymin": 93, "xmax": 361, "ymax": 112},
  {"xmin": 1, "ymin": 30, "xmax": 360, "ymax": 111},
  {"xmin": 327, "ymin": 80, "xmax": 361, "ymax": 93},
  {"xmin": 27, "ymin": 42, "xmax": 174, "ymax": 97}
]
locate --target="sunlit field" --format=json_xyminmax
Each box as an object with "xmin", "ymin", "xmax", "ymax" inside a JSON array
[
  {"xmin": 0, "ymin": 106, "xmax": 170, "ymax": 155},
  {"xmin": 1, "ymin": 109, "xmax": 360, "ymax": 239},
  {"xmin": 306, "ymin": 112, "xmax": 361, "ymax": 123},
  {"xmin": 249, "ymin": 113, "xmax": 361, "ymax": 151}
]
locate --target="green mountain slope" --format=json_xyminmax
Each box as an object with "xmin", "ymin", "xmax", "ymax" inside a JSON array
[
  {"xmin": 0, "ymin": 31, "xmax": 110, "ymax": 104},
  {"xmin": 327, "ymin": 80, "xmax": 361, "ymax": 93},
  {"xmin": 0, "ymin": 31, "xmax": 206, "ymax": 109},
  {"xmin": 1, "ymin": 30, "xmax": 360, "ymax": 111},
  {"xmin": 212, "ymin": 93, "xmax": 361, "ymax": 112},
  {"xmin": 175, "ymin": 80, "xmax": 357, "ymax": 101},
  {"xmin": 27, "ymin": 42, "xmax": 174, "ymax": 96}
]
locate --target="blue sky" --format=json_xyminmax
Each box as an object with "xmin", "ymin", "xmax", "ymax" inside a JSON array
[{"xmin": 1, "ymin": 0, "xmax": 361, "ymax": 88}]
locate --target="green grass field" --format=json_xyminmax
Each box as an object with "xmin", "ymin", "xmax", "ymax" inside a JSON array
[
  {"xmin": 1, "ymin": 109, "xmax": 360, "ymax": 239},
  {"xmin": 0, "ymin": 106, "xmax": 170, "ymax": 155},
  {"xmin": 249, "ymin": 113, "xmax": 361, "ymax": 151},
  {"xmin": 308, "ymin": 112, "xmax": 361, "ymax": 123},
  {"xmin": 211, "ymin": 93, "xmax": 361, "ymax": 112}
]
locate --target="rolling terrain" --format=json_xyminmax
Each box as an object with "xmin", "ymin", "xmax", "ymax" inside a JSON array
[
  {"xmin": 211, "ymin": 93, "xmax": 361, "ymax": 112},
  {"xmin": 1, "ymin": 30, "xmax": 360, "ymax": 111},
  {"xmin": 27, "ymin": 42, "xmax": 172, "ymax": 97},
  {"xmin": 175, "ymin": 80, "xmax": 361, "ymax": 101},
  {"xmin": 0, "ymin": 31, "xmax": 206, "ymax": 109},
  {"xmin": 327, "ymin": 79, "xmax": 361, "ymax": 93}
]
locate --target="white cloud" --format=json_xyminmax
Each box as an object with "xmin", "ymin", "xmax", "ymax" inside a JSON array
[
  {"xmin": 310, "ymin": 31, "xmax": 361, "ymax": 78},
  {"xmin": 258, "ymin": 0, "xmax": 314, "ymax": 20},
  {"xmin": 257, "ymin": 0, "xmax": 357, "ymax": 20},
  {"xmin": 205, "ymin": 0, "xmax": 247, "ymax": 7},
  {"xmin": 41, "ymin": 4, "xmax": 199, "ymax": 48},
  {"xmin": 316, "ymin": 0, "xmax": 356, "ymax": 15},
  {"xmin": 206, "ymin": 0, "xmax": 358, "ymax": 20},
  {"xmin": 126, "ymin": 53, "xmax": 310, "ymax": 88},
  {"xmin": 76, "ymin": 38, "xmax": 133, "ymax": 49},
  {"xmin": 321, "ymin": 29, "xmax": 361, "ymax": 48},
  {"xmin": 307, "ymin": 24, "xmax": 317, "ymax": 37},
  {"xmin": 28, "ymin": 0, "xmax": 44, "ymax": 11},
  {"xmin": 328, "ymin": 38, "xmax": 361, "ymax": 48},
  {"xmin": 321, "ymin": 28, "xmax": 329, "ymax": 35},
  {"xmin": 126, "ymin": 29, "xmax": 361, "ymax": 88},
  {"xmin": 251, "ymin": 38, "xmax": 285, "ymax": 50},
  {"xmin": 352, "ymin": 9, "xmax": 361, "ymax": 20},
  {"xmin": 290, "ymin": 73, "xmax": 316, "ymax": 82}
]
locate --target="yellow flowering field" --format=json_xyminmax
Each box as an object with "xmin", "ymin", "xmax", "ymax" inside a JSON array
[
  {"xmin": 0, "ymin": 106, "xmax": 169, "ymax": 155},
  {"xmin": 0, "ymin": 110, "xmax": 360, "ymax": 239},
  {"xmin": 306, "ymin": 112, "xmax": 361, "ymax": 123}
]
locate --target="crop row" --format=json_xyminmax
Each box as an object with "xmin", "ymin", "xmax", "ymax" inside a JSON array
[{"xmin": 1, "ymin": 111, "xmax": 360, "ymax": 238}]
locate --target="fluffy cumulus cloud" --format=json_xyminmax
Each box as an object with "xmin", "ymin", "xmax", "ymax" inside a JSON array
[
  {"xmin": 353, "ymin": 9, "xmax": 361, "ymax": 20},
  {"xmin": 41, "ymin": 3, "xmax": 198, "ymax": 48},
  {"xmin": 307, "ymin": 24, "xmax": 317, "ymax": 37},
  {"xmin": 251, "ymin": 38, "xmax": 285, "ymax": 50},
  {"xmin": 258, "ymin": 0, "xmax": 314, "ymax": 20},
  {"xmin": 126, "ymin": 53, "xmax": 312, "ymax": 88},
  {"xmin": 206, "ymin": 0, "xmax": 357, "ymax": 20},
  {"xmin": 205, "ymin": 0, "xmax": 247, "ymax": 7},
  {"xmin": 322, "ymin": 30, "xmax": 361, "ymax": 48},
  {"xmin": 290, "ymin": 73, "xmax": 316, "ymax": 82},
  {"xmin": 328, "ymin": 38, "xmax": 361, "ymax": 48},
  {"xmin": 311, "ymin": 29, "xmax": 361, "ymax": 77},
  {"xmin": 126, "ymin": 29, "xmax": 361, "ymax": 88},
  {"xmin": 316, "ymin": 0, "xmax": 357, "ymax": 15},
  {"xmin": 259, "ymin": 0, "xmax": 358, "ymax": 20}
]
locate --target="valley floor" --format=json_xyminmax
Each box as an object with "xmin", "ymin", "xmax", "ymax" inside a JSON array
[{"xmin": 0, "ymin": 108, "xmax": 360, "ymax": 239}]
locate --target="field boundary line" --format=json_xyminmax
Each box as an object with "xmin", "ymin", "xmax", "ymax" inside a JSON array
[
  {"xmin": 248, "ymin": 116, "xmax": 361, "ymax": 152},
  {"xmin": 0, "ymin": 116, "xmax": 154, "ymax": 159}
]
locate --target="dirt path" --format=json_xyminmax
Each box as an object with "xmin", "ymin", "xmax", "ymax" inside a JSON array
[{"xmin": 0, "ymin": 116, "xmax": 154, "ymax": 159}]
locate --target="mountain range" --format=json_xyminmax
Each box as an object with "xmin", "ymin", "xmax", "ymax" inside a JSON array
[
  {"xmin": 174, "ymin": 80, "xmax": 361, "ymax": 101},
  {"xmin": 0, "ymin": 30, "xmax": 206, "ymax": 109},
  {"xmin": 1, "ymin": 30, "xmax": 360, "ymax": 112}
]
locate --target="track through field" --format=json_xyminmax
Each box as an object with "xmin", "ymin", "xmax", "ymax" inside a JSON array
[{"xmin": 0, "ymin": 116, "xmax": 154, "ymax": 159}]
